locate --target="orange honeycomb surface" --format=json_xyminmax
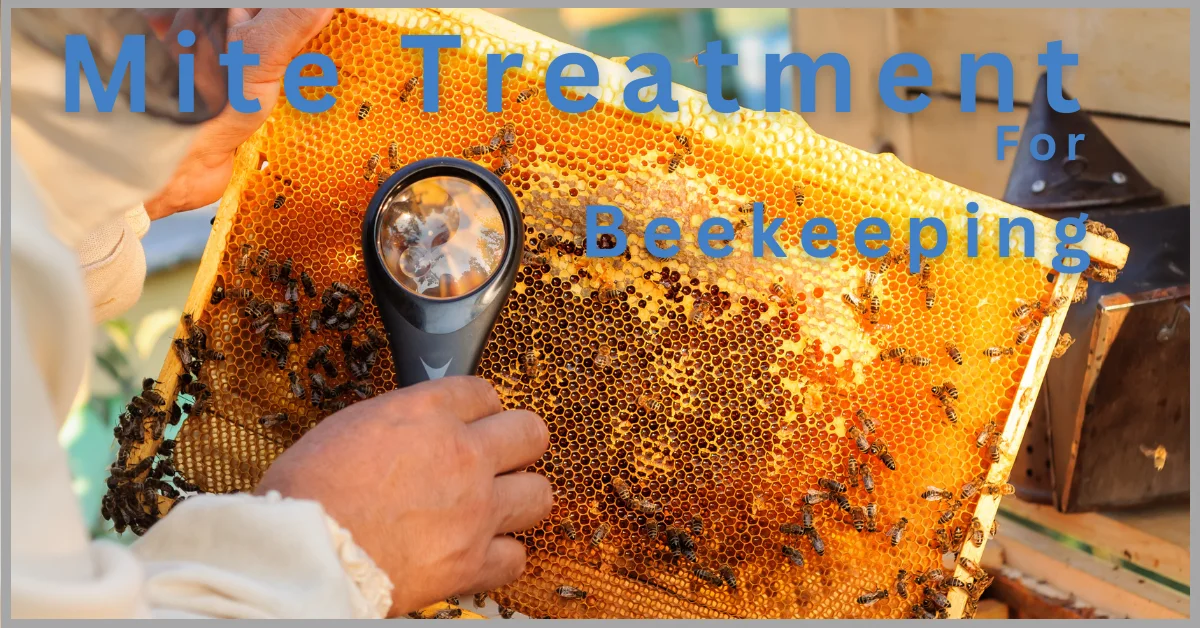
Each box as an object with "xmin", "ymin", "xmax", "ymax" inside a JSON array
[{"xmin": 111, "ymin": 8, "xmax": 1126, "ymax": 619}]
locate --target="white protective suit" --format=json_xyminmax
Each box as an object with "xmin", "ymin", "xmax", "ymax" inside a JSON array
[{"xmin": 5, "ymin": 18, "xmax": 395, "ymax": 619}]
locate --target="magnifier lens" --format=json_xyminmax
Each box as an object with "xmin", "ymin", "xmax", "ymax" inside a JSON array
[{"xmin": 376, "ymin": 175, "xmax": 507, "ymax": 299}]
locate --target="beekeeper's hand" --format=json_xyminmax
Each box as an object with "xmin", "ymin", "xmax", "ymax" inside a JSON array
[
  {"xmin": 144, "ymin": 8, "xmax": 334, "ymax": 220},
  {"xmin": 255, "ymin": 376, "xmax": 553, "ymax": 617}
]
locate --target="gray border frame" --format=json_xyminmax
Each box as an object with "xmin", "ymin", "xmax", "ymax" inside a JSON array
[{"xmin": 2, "ymin": 1, "xmax": 1194, "ymax": 624}]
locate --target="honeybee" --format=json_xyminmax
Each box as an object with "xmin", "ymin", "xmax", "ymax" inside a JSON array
[
  {"xmin": 693, "ymin": 567, "xmax": 724, "ymax": 586},
  {"xmin": 559, "ymin": 519, "xmax": 578, "ymax": 540},
  {"xmin": 959, "ymin": 556, "xmax": 987, "ymax": 579},
  {"xmin": 498, "ymin": 123, "xmax": 517, "ymax": 151},
  {"xmin": 288, "ymin": 371, "xmax": 305, "ymax": 398},
  {"xmin": 988, "ymin": 437, "xmax": 1003, "ymax": 463},
  {"xmin": 769, "ymin": 282, "xmax": 798, "ymax": 306},
  {"xmin": 472, "ymin": 592, "xmax": 488, "ymax": 609},
  {"xmin": 520, "ymin": 349, "xmax": 541, "ymax": 378},
  {"xmin": 398, "ymin": 76, "xmax": 419, "ymax": 102},
  {"xmin": 667, "ymin": 151, "xmax": 684, "ymax": 173},
  {"xmin": 983, "ymin": 346, "xmax": 1015, "ymax": 361},
  {"xmin": 498, "ymin": 606, "xmax": 515, "ymax": 619},
  {"xmin": 942, "ymin": 403, "xmax": 959, "ymax": 424},
  {"xmin": 493, "ymin": 156, "xmax": 513, "ymax": 177},
  {"xmin": 981, "ymin": 482, "xmax": 1015, "ymax": 496},
  {"xmin": 842, "ymin": 292, "xmax": 867, "ymax": 313},
  {"xmin": 516, "ymin": 87, "xmax": 538, "ymax": 103},
  {"xmin": 463, "ymin": 142, "xmax": 496, "ymax": 158},
  {"xmin": 801, "ymin": 504, "xmax": 815, "ymax": 531},
  {"xmin": 880, "ymin": 346, "xmax": 907, "ymax": 362},
  {"xmin": 920, "ymin": 486, "xmax": 953, "ymax": 501},
  {"xmin": 674, "ymin": 134, "xmax": 692, "ymax": 154},
  {"xmin": 1052, "ymin": 332, "xmax": 1075, "ymax": 358},
  {"xmin": 364, "ymin": 154, "xmax": 380, "ymax": 180},
  {"xmin": 975, "ymin": 420, "xmax": 997, "ymax": 448},
  {"xmin": 1085, "ymin": 262, "xmax": 1119, "ymax": 283},
  {"xmin": 638, "ymin": 393, "xmax": 666, "ymax": 415},
  {"xmin": 833, "ymin": 492, "xmax": 851, "ymax": 512},
  {"xmin": 236, "ymin": 243, "xmax": 254, "ymax": 274},
  {"xmin": 259, "ymin": 412, "xmax": 288, "ymax": 428},
  {"xmin": 807, "ymin": 528, "xmax": 826, "ymax": 556},
  {"xmin": 895, "ymin": 569, "xmax": 910, "ymax": 599},
  {"xmin": 803, "ymin": 489, "xmax": 831, "ymax": 505},
  {"xmin": 856, "ymin": 589, "xmax": 889, "ymax": 606},
  {"xmin": 869, "ymin": 294, "xmax": 881, "ymax": 321},
  {"xmin": 781, "ymin": 545, "xmax": 805, "ymax": 566},
  {"xmin": 254, "ymin": 247, "xmax": 271, "ymax": 273},
  {"xmin": 210, "ymin": 280, "xmax": 226, "ymax": 305},
  {"xmin": 1042, "ymin": 294, "xmax": 1070, "ymax": 316},
  {"xmin": 924, "ymin": 288, "xmax": 936, "ymax": 310},
  {"xmin": 1014, "ymin": 319, "xmax": 1041, "ymax": 345},
  {"xmin": 865, "ymin": 502, "xmax": 878, "ymax": 532},
  {"xmin": 914, "ymin": 568, "xmax": 943, "ymax": 585},
  {"xmin": 737, "ymin": 201, "xmax": 758, "ymax": 214},
  {"xmin": 690, "ymin": 515, "xmax": 704, "ymax": 536},
  {"xmin": 944, "ymin": 576, "xmax": 969, "ymax": 590},
  {"xmin": 793, "ymin": 184, "xmax": 805, "ymax": 207},
  {"xmin": 719, "ymin": 565, "xmax": 738, "ymax": 590},
  {"xmin": 644, "ymin": 519, "xmax": 661, "ymax": 539},
  {"xmin": 1073, "ymin": 278, "xmax": 1089, "ymax": 303},
  {"xmin": 818, "ymin": 478, "xmax": 846, "ymax": 494},
  {"xmin": 850, "ymin": 506, "xmax": 866, "ymax": 531},
  {"xmin": 1012, "ymin": 301, "xmax": 1033, "ymax": 319},
  {"xmin": 555, "ymin": 585, "xmax": 587, "ymax": 600},
  {"xmin": 902, "ymin": 355, "xmax": 931, "ymax": 367},
  {"xmin": 951, "ymin": 525, "xmax": 966, "ymax": 550},
  {"xmin": 934, "ymin": 380, "xmax": 959, "ymax": 401},
  {"xmin": 847, "ymin": 457, "xmax": 860, "ymax": 487},
  {"xmin": 357, "ymin": 101, "xmax": 371, "ymax": 120},
  {"xmin": 945, "ymin": 342, "xmax": 963, "ymax": 365},
  {"xmin": 960, "ymin": 476, "xmax": 981, "ymax": 500},
  {"xmin": 872, "ymin": 440, "xmax": 897, "ymax": 471},
  {"xmin": 273, "ymin": 195, "xmax": 286, "ymax": 209},
  {"xmin": 780, "ymin": 522, "xmax": 806, "ymax": 536},
  {"xmin": 923, "ymin": 586, "xmax": 950, "ymax": 610},
  {"xmin": 848, "ymin": 426, "xmax": 871, "ymax": 453},
  {"xmin": 861, "ymin": 465, "xmax": 875, "ymax": 493},
  {"xmin": 591, "ymin": 523, "xmax": 610, "ymax": 546},
  {"xmin": 969, "ymin": 516, "xmax": 985, "ymax": 546},
  {"xmin": 990, "ymin": 520, "xmax": 999, "ymax": 539},
  {"xmin": 854, "ymin": 409, "xmax": 877, "ymax": 434},
  {"xmin": 886, "ymin": 517, "xmax": 908, "ymax": 546},
  {"xmin": 610, "ymin": 477, "xmax": 636, "ymax": 508}
]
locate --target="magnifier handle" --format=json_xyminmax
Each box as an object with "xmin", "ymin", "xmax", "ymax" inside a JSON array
[{"xmin": 379, "ymin": 300, "xmax": 500, "ymax": 387}]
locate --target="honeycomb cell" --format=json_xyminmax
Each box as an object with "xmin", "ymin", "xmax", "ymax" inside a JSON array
[{"xmin": 100, "ymin": 7, "xmax": 1128, "ymax": 621}]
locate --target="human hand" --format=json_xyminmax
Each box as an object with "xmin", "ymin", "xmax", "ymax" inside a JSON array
[
  {"xmin": 255, "ymin": 376, "xmax": 552, "ymax": 617},
  {"xmin": 143, "ymin": 8, "xmax": 334, "ymax": 220}
]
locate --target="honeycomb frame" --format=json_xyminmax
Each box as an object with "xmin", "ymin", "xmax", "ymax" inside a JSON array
[{"xmin": 117, "ymin": 8, "xmax": 1128, "ymax": 619}]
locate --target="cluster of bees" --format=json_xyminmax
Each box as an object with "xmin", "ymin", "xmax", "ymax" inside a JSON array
[
  {"xmin": 225, "ymin": 245, "xmax": 382, "ymax": 428},
  {"xmin": 101, "ymin": 314, "xmax": 218, "ymax": 534},
  {"xmin": 409, "ymin": 593, "xmax": 518, "ymax": 620}
]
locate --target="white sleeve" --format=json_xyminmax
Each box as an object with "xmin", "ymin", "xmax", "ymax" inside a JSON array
[
  {"xmin": 133, "ymin": 492, "xmax": 394, "ymax": 619},
  {"xmin": 7, "ymin": 158, "xmax": 394, "ymax": 619}
]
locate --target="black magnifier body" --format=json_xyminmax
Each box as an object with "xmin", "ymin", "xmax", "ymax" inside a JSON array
[{"xmin": 362, "ymin": 157, "xmax": 523, "ymax": 387}]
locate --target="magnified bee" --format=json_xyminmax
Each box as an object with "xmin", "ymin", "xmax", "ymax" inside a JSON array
[
  {"xmin": 983, "ymin": 346, "xmax": 1015, "ymax": 361},
  {"xmin": 818, "ymin": 478, "xmax": 847, "ymax": 494},
  {"xmin": 210, "ymin": 280, "xmax": 226, "ymax": 305},
  {"xmin": 850, "ymin": 506, "xmax": 866, "ymax": 532},
  {"xmin": 803, "ymin": 489, "xmax": 831, "ymax": 505},
  {"xmin": 861, "ymin": 465, "xmax": 875, "ymax": 493},
  {"xmin": 781, "ymin": 545, "xmax": 805, "ymax": 566},
  {"xmin": 555, "ymin": 585, "xmax": 587, "ymax": 600},
  {"xmin": 397, "ymin": 76, "xmax": 419, "ymax": 103},
  {"xmin": 516, "ymin": 87, "xmax": 538, "ymax": 103},
  {"xmin": 848, "ymin": 426, "xmax": 870, "ymax": 453},
  {"xmin": 693, "ymin": 567, "xmax": 724, "ymax": 586},
  {"xmin": 896, "ymin": 569, "xmax": 909, "ymax": 599},
  {"xmin": 719, "ymin": 564, "xmax": 738, "ymax": 590},
  {"xmin": 807, "ymin": 528, "xmax": 825, "ymax": 556},
  {"xmin": 945, "ymin": 342, "xmax": 963, "ymax": 365},
  {"xmin": 667, "ymin": 151, "xmax": 684, "ymax": 173},
  {"xmin": 856, "ymin": 589, "xmax": 889, "ymax": 606},
  {"xmin": 357, "ymin": 101, "xmax": 371, "ymax": 120},
  {"xmin": 969, "ymin": 516, "xmax": 985, "ymax": 546},
  {"xmin": 1052, "ymin": 332, "xmax": 1075, "ymax": 358},
  {"xmin": 981, "ymin": 482, "xmax": 1015, "ymax": 496},
  {"xmin": 591, "ymin": 523, "xmax": 609, "ymax": 546},
  {"xmin": 886, "ymin": 517, "xmax": 908, "ymax": 546},
  {"xmin": 259, "ymin": 412, "xmax": 288, "ymax": 428},
  {"xmin": 920, "ymin": 486, "xmax": 953, "ymax": 502}
]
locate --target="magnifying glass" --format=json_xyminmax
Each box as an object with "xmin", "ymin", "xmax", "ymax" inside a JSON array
[{"xmin": 362, "ymin": 157, "xmax": 524, "ymax": 387}]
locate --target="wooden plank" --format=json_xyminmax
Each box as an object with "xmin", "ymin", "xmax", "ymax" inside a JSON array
[
  {"xmin": 1105, "ymin": 505, "xmax": 1191, "ymax": 551},
  {"xmin": 1001, "ymin": 499, "xmax": 1190, "ymax": 587},
  {"xmin": 894, "ymin": 8, "xmax": 1190, "ymax": 123},
  {"xmin": 987, "ymin": 524, "xmax": 1189, "ymax": 618},
  {"xmin": 789, "ymin": 9, "xmax": 914, "ymax": 160},
  {"xmin": 908, "ymin": 97, "xmax": 1190, "ymax": 205},
  {"xmin": 973, "ymin": 599, "xmax": 1011, "ymax": 619},
  {"xmin": 987, "ymin": 572, "xmax": 1088, "ymax": 618}
]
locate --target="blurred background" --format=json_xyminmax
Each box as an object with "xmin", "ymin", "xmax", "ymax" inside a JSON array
[{"xmin": 68, "ymin": 7, "xmax": 1188, "ymax": 619}]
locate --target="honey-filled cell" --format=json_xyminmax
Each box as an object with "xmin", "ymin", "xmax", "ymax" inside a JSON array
[{"xmin": 106, "ymin": 7, "xmax": 1128, "ymax": 621}]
